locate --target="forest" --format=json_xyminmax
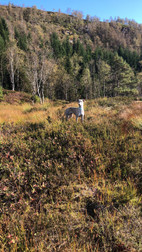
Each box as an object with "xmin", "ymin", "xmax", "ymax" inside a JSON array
[{"xmin": 0, "ymin": 4, "xmax": 142, "ymax": 102}]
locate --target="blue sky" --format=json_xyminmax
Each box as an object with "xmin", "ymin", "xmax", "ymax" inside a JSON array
[{"xmin": 0, "ymin": 0, "xmax": 142, "ymax": 24}]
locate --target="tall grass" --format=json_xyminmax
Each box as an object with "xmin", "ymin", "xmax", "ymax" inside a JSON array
[{"xmin": 0, "ymin": 100, "xmax": 63, "ymax": 124}]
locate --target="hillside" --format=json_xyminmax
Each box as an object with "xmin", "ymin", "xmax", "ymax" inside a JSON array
[
  {"xmin": 0, "ymin": 4, "xmax": 142, "ymax": 102},
  {"xmin": 0, "ymin": 5, "xmax": 142, "ymax": 250},
  {"xmin": 0, "ymin": 95, "xmax": 142, "ymax": 251}
]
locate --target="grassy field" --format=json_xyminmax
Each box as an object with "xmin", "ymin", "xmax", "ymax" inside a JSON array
[{"xmin": 0, "ymin": 93, "xmax": 142, "ymax": 251}]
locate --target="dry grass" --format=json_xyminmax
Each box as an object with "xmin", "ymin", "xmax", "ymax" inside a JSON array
[
  {"xmin": 0, "ymin": 100, "xmax": 63, "ymax": 124},
  {"xmin": 0, "ymin": 96, "xmax": 142, "ymax": 251},
  {"xmin": 119, "ymin": 101, "xmax": 142, "ymax": 120},
  {"xmin": 0, "ymin": 98, "xmax": 142, "ymax": 126},
  {"xmin": 118, "ymin": 101, "xmax": 142, "ymax": 129}
]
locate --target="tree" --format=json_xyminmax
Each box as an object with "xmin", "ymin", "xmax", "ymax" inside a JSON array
[
  {"xmin": 0, "ymin": 18, "xmax": 9, "ymax": 87},
  {"xmin": 6, "ymin": 39, "xmax": 24, "ymax": 91},
  {"xmin": 64, "ymin": 36, "xmax": 72, "ymax": 57},
  {"xmin": 71, "ymin": 10, "xmax": 84, "ymax": 31},
  {"xmin": 65, "ymin": 56, "xmax": 72, "ymax": 74},
  {"xmin": 80, "ymin": 67, "xmax": 92, "ymax": 99},
  {"xmin": 53, "ymin": 66, "xmax": 72, "ymax": 100},
  {"xmin": 15, "ymin": 28, "xmax": 28, "ymax": 51},
  {"xmin": 111, "ymin": 54, "xmax": 138, "ymax": 96},
  {"xmin": 86, "ymin": 14, "xmax": 91, "ymax": 23},
  {"xmin": 70, "ymin": 53, "xmax": 82, "ymax": 78},
  {"xmin": 84, "ymin": 44, "xmax": 92, "ymax": 63},
  {"xmin": 137, "ymin": 72, "xmax": 142, "ymax": 96},
  {"xmin": 37, "ymin": 54, "xmax": 46, "ymax": 104},
  {"xmin": 118, "ymin": 46, "xmax": 140, "ymax": 70},
  {"xmin": 28, "ymin": 45, "xmax": 54, "ymax": 103},
  {"xmin": 50, "ymin": 32, "xmax": 64, "ymax": 58},
  {"xmin": 0, "ymin": 35, "xmax": 5, "ymax": 86},
  {"xmin": 0, "ymin": 17, "xmax": 9, "ymax": 42},
  {"xmin": 72, "ymin": 10, "xmax": 83, "ymax": 19},
  {"xmin": 93, "ymin": 47, "xmax": 103, "ymax": 63},
  {"xmin": 97, "ymin": 60, "xmax": 111, "ymax": 97},
  {"xmin": 76, "ymin": 39, "xmax": 85, "ymax": 57}
]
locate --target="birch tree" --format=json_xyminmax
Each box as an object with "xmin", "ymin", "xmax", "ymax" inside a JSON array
[
  {"xmin": 28, "ymin": 48, "xmax": 54, "ymax": 103},
  {"xmin": 6, "ymin": 39, "xmax": 24, "ymax": 91}
]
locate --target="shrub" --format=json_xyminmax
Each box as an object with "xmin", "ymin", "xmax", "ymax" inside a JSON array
[
  {"xmin": 0, "ymin": 86, "xmax": 3, "ymax": 100},
  {"xmin": 31, "ymin": 95, "xmax": 40, "ymax": 103},
  {"xmin": 0, "ymin": 97, "xmax": 142, "ymax": 251}
]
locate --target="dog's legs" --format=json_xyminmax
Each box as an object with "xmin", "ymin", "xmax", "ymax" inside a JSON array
[
  {"xmin": 66, "ymin": 115, "xmax": 69, "ymax": 121},
  {"xmin": 66, "ymin": 113, "xmax": 72, "ymax": 121},
  {"xmin": 69, "ymin": 114, "xmax": 73, "ymax": 119},
  {"xmin": 81, "ymin": 115, "xmax": 84, "ymax": 123}
]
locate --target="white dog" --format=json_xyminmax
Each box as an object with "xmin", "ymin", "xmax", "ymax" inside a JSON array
[{"xmin": 64, "ymin": 99, "xmax": 84, "ymax": 122}]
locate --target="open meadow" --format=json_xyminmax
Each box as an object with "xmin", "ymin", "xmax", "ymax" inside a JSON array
[{"xmin": 0, "ymin": 92, "xmax": 142, "ymax": 251}]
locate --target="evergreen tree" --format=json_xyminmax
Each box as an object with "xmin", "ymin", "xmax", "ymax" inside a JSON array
[
  {"xmin": 64, "ymin": 36, "xmax": 72, "ymax": 56},
  {"xmin": 137, "ymin": 72, "xmax": 142, "ymax": 95},
  {"xmin": 0, "ymin": 35, "xmax": 5, "ymax": 86},
  {"xmin": 15, "ymin": 28, "xmax": 28, "ymax": 51},
  {"xmin": 112, "ymin": 54, "xmax": 138, "ymax": 96},
  {"xmin": 73, "ymin": 37, "xmax": 77, "ymax": 54},
  {"xmin": 118, "ymin": 46, "xmax": 124, "ymax": 57},
  {"xmin": 84, "ymin": 44, "xmax": 92, "ymax": 63},
  {"xmin": 118, "ymin": 46, "xmax": 140, "ymax": 70},
  {"xmin": 93, "ymin": 48, "xmax": 103, "ymax": 62},
  {"xmin": 0, "ymin": 35, "xmax": 4, "ymax": 52},
  {"xmin": 65, "ymin": 56, "xmax": 72, "ymax": 74},
  {"xmin": 0, "ymin": 18, "xmax": 9, "ymax": 87},
  {"xmin": 76, "ymin": 39, "xmax": 85, "ymax": 57},
  {"xmin": 50, "ymin": 32, "xmax": 63, "ymax": 58},
  {"xmin": 0, "ymin": 17, "xmax": 9, "ymax": 42}
]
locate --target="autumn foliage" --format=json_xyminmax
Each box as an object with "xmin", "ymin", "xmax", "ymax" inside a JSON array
[
  {"xmin": 0, "ymin": 4, "xmax": 142, "ymax": 102},
  {"xmin": 0, "ymin": 95, "xmax": 142, "ymax": 251}
]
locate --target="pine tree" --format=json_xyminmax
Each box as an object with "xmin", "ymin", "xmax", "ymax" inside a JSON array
[
  {"xmin": 50, "ymin": 32, "xmax": 63, "ymax": 58},
  {"xmin": 64, "ymin": 36, "xmax": 72, "ymax": 57},
  {"xmin": 15, "ymin": 28, "xmax": 28, "ymax": 51},
  {"xmin": 73, "ymin": 37, "xmax": 77, "ymax": 54},
  {"xmin": 84, "ymin": 44, "xmax": 92, "ymax": 63},
  {"xmin": 137, "ymin": 72, "xmax": 142, "ymax": 95},
  {"xmin": 76, "ymin": 39, "xmax": 85, "ymax": 57},
  {"xmin": 0, "ymin": 35, "xmax": 4, "ymax": 52},
  {"xmin": 65, "ymin": 56, "xmax": 72, "ymax": 74},
  {"xmin": 112, "ymin": 54, "xmax": 138, "ymax": 96},
  {"xmin": 0, "ymin": 17, "xmax": 9, "ymax": 42},
  {"xmin": 0, "ymin": 18, "xmax": 9, "ymax": 87}
]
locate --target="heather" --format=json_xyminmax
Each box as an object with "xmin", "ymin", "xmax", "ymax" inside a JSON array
[{"xmin": 0, "ymin": 96, "xmax": 142, "ymax": 251}]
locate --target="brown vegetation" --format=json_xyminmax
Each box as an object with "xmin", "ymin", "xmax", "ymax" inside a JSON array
[{"xmin": 0, "ymin": 95, "xmax": 142, "ymax": 251}]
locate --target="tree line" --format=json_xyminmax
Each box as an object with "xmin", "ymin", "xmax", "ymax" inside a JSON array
[{"xmin": 0, "ymin": 11, "xmax": 142, "ymax": 102}]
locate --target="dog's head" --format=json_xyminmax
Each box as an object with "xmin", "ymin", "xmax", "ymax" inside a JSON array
[{"xmin": 78, "ymin": 99, "xmax": 84, "ymax": 107}]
